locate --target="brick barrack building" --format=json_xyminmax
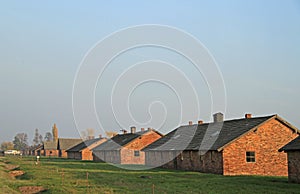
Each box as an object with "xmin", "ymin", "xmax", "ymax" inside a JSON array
[
  {"xmin": 92, "ymin": 127, "xmax": 163, "ymax": 164},
  {"xmin": 66, "ymin": 137, "xmax": 107, "ymax": 160},
  {"xmin": 279, "ymin": 136, "xmax": 300, "ymax": 183},
  {"xmin": 143, "ymin": 113, "xmax": 299, "ymax": 176}
]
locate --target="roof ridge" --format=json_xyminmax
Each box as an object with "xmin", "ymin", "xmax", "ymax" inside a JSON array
[{"xmin": 180, "ymin": 115, "xmax": 275, "ymax": 127}]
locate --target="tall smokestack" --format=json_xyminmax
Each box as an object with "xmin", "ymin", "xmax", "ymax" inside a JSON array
[{"xmin": 52, "ymin": 123, "xmax": 58, "ymax": 141}]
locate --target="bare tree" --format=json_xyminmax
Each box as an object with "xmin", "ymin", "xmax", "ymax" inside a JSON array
[
  {"xmin": 44, "ymin": 132, "xmax": 53, "ymax": 142},
  {"xmin": 87, "ymin": 128, "xmax": 95, "ymax": 139},
  {"xmin": 80, "ymin": 131, "xmax": 87, "ymax": 140},
  {"xmin": 106, "ymin": 131, "xmax": 118, "ymax": 138},
  {"xmin": 38, "ymin": 134, "xmax": 43, "ymax": 144}
]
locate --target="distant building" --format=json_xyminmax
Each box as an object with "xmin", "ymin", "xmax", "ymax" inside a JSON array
[
  {"xmin": 57, "ymin": 138, "xmax": 82, "ymax": 158},
  {"xmin": 43, "ymin": 140, "xmax": 59, "ymax": 157},
  {"xmin": 41, "ymin": 124, "xmax": 82, "ymax": 158},
  {"xmin": 30, "ymin": 144, "xmax": 43, "ymax": 156},
  {"xmin": 93, "ymin": 127, "xmax": 163, "ymax": 164},
  {"xmin": 143, "ymin": 113, "xmax": 299, "ymax": 176},
  {"xmin": 67, "ymin": 137, "xmax": 107, "ymax": 160},
  {"xmin": 279, "ymin": 136, "xmax": 300, "ymax": 183}
]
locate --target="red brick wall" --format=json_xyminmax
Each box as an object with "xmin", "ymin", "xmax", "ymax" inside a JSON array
[
  {"xmin": 125, "ymin": 131, "xmax": 162, "ymax": 150},
  {"xmin": 146, "ymin": 151, "xmax": 223, "ymax": 174},
  {"xmin": 287, "ymin": 151, "xmax": 300, "ymax": 183},
  {"xmin": 60, "ymin": 150, "xmax": 68, "ymax": 158},
  {"xmin": 81, "ymin": 149, "xmax": 93, "ymax": 161},
  {"xmin": 119, "ymin": 131, "xmax": 162, "ymax": 165},
  {"xmin": 223, "ymin": 118, "xmax": 298, "ymax": 176},
  {"xmin": 120, "ymin": 148, "xmax": 145, "ymax": 164},
  {"xmin": 44, "ymin": 150, "xmax": 59, "ymax": 157},
  {"xmin": 180, "ymin": 151, "xmax": 222, "ymax": 174}
]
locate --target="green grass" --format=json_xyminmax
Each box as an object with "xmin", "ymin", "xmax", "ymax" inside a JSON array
[{"xmin": 0, "ymin": 156, "xmax": 300, "ymax": 193}]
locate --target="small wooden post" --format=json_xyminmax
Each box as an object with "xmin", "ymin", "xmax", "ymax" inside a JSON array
[
  {"xmin": 86, "ymin": 172, "xmax": 89, "ymax": 185},
  {"xmin": 152, "ymin": 184, "xmax": 155, "ymax": 194},
  {"xmin": 86, "ymin": 172, "xmax": 89, "ymax": 192}
]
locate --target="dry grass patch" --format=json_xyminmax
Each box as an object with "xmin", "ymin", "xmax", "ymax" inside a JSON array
[
  {"xmin": 18, "ymin": 186, "xmax": 47, "ymax": 194},
  {"xmin": 9, "ymin": 170, "xmax": 25, "ymax": 177}
]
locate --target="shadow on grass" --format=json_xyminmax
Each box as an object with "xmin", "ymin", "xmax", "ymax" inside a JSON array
[{"xmin": 16, "ymin": 172, "xmax": 34, "ymax": 180}]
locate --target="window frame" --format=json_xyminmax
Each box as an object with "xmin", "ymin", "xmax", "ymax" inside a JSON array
[
  {"xmin": 134, "ymin": 150, "xmax": 140, "ymax": 157},
  {"xmin": 246, "ymin": 151, "xmax": 255, "ymax": 163}
]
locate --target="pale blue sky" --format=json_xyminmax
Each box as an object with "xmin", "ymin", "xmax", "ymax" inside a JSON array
[{"xmin": 0, "ymin": 0, "xmax": 299, "ymax": 143}]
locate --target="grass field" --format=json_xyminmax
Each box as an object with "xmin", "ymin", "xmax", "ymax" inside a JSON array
[{"xmin": 0, "ymin": 156, "xmax": 300, "ymax": 193}]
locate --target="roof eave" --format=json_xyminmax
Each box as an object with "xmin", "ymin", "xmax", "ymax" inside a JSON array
[{"xmin": 275, "ymin": 115, "xmax": 300, "ymax": 134}]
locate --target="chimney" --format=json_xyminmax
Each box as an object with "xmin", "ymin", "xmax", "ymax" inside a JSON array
[
  {"xmin": 198, "ymin": 120, "xmax": 203, "ymax": 125},
  {"xmin": 87, "ymin": 136, "xmax": 95, "ymax": 140},
  {"xmin": 130, "ymin": 126, "xmax": 136, "ymax": 134},
  {"xmin": 147, "ymin": 127, "xmax": 152, "ymax": 131},
  {"xmin": 141, "ymin": 128, "xmax": 145, "ymax": 132},
  {"xmin": 188, "ymin": 121, "xmax": 193, "ymax": 125},
  {"xmin": 99, "ymin": 134, "xmax": 102, "ymax": 138},
  {"xmin": 213, "ymin": 112, "xmax": 224, "ymax": 123},
  {"xmin": 122, "ymin": 129, "xmax": 127, "ymax": 134},
  {"xmin": 52, "ymin": 123, "xmax": 58, "ymax": 141},
  {"xmin": 245, "ymin": 114, "xmax": 252, "ymax": 119}
]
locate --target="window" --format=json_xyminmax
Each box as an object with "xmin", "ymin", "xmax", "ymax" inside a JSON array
[
  {"xmin": 246, "ymin": 151, "xmax": 255, "ymax": 163},
  {"xmin": 134, "ymin": 151, "xmax": 140, "ymax": 157}
]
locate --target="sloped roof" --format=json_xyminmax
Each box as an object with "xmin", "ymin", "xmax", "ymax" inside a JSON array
[
  {"xmin": 43, "ymin": 141, "xmax": 58, "ymax": 150},
  {"xmin": 143, "ymin": 115, "xmax": 299, "ymax": 152},
  {"xmin": 93, "ymin": 130, "xmax": 161, "ymax": 151},
  {"xmin": 67, "ymin": 138, "xmax": 106, "ymax": 152},
  {"xmin": 279, "ymin": 136, "xmax": 300, "ymax": 151},
  {"xmin": 58, "ymin": 138, "xmax": 82, "ymax": 150},
  {"xmin": 31, "ymin": 144, "xmax": 43, "ymax": 151}
]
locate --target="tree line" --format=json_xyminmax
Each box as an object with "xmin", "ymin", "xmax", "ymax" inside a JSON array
[{"xmin": 0, "ymin": 128, "xmax": 53, "ymax": 151}]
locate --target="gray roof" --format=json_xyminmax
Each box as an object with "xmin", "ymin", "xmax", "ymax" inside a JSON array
[
  {"xmin": 43, "ymin": 141, "xmax": 58, "ymax": 150},
  {"xmin": 66, "ymin": 138, "xmax": 105, "ymax": 152},
  {"xmin": 58, "ymin": 138, "xmax": 82, "ymax": 150},
  {"xmin": 31, "ymin": 144, "xmax": 43, "ymax": 151},
  {"xmin": 143, "ymin": 115, "xmax": 296, "ymax": 152},
  {"xmin": 279, "ymin": 136, "xmax": 300, "ymax": 151},
  {"xmin": 93, "ymin": 130, "xmax": 160, "ymax": 151}
]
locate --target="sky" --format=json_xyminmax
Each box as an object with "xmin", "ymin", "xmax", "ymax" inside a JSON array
[{"xmin": 0, "ymin": 0, "xmax": 300, "ymax": 144}]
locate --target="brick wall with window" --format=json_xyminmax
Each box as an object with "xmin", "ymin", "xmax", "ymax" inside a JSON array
[
  {"xmin": 222, "ymin": 118, "xmax": 298, "ymax": 176},
  {"xmin": 246, "ymin": 151, "xmax": 255, "ymax": 163}
]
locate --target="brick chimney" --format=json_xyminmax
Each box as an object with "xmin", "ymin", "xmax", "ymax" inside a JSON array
[
  {"xmin": 198, "ymin": 120, "xmax": 203, "ymax": 125},
  {"xmin": 147, "ymin": 127, "xmax": 152, "ymax": 131},
  {"xmin": 52, "ymin": 123, "xmax": 58, "ymax": 142},
  {"xmin": 130, "ymin": 126, "xmax": 136, "ymax": 134},
  {"xmin": 122, "ymin": 129, "xmax": 127, "ymax": 134},
  {"xmin": 188, "ymin": 121, "xmax": 193, "ymax": 125},
  {"xmin": 99, "ymin": 134, "xmax": 102, "ymax": 138},
  {"xmin": 213, "ymin": 112, "xmax": 224, "ymax": 123},
  {"xmin": 141, "ymin": 128, "xmax": 145, "ymax": 132},
  {"xmin": 245, "ymin": 114, "xmax": 252, "ymax": 119}
]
